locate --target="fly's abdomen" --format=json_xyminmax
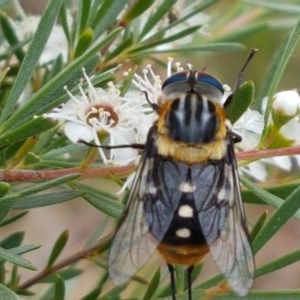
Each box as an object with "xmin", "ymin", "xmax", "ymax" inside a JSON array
[{"xmin": 165, "ymin": 93, "xmax": 220, "ymax": 144}]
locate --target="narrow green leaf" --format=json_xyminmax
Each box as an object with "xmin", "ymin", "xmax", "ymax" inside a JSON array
[
  {"xmin": 139, "ymin": 0, "xmax": 177, "ymax": 40},
  {"xmin": 226, "ymin": 81, "xmax": 254, "ymax": 124},
  {"xmin": 241, "ymin": 176, "xmax": 300, "ymax": 220},
  {"xmin": 77, "ymin": 0, "xmax": 92, "ymax": 35},
  {"xmin": 132, "ymin": 43, "xmax": 245, "ymax": 55},
  {"xmin": 250, "ymin": 211, "xmax": 268, "ymax": 241},
  {"xmin": 0, "ymin": 246, "xmax": 36, "ymax": 270},
  {"xmin": 119, "ymin": 66, "xmax": 137, "ymax": 96},
  {"xmin": 0, "ymin": 244, "xmax": 40, "ymax": 264},
  {"xmin": 47, "ymin": 231, "xmax": 69, "ymax": 269},
  {"xmin": 131, "ymin": 25, "xmax": 202, "ymax": 54},
  {"xmin": 74, "ymin": 28, "xmax": 94, "ymax": 58},
  {"xmin": 103, "ymin": 36, "xmax": 134, "ymax": 63},
  {"xmin": 242, "ymin": 182, "xmax": 299, "ymax": 205},
  {"xmin": 144, "ymin": 0, "xmax": 217, "ymax": 43},
  {"xmin": 256, "ymin": 249, "xmax": 300, "ymax": 278},
  {"xmin": 252, "ymin": 185, "xmax": 300, "ymax": 254},
  {"xmin": 58, "ymin": 1, "xmax": 72, "ymax": 45},
  {"xmin": 0, "ymin": 0, "xmax": 63, "ymax": 123},
  {"xmin": 0, "ymin": 232, "xmax": 24, "ymax": 249},
  {"xmin": 91, "ymin": 0, "xmax": 129, "ymax": 37},
  {"xmin": 210, "ymin": 290, "xmax": 300, "ymax": 299},
  {"xmin": 13, "ymin": 190, "xmax": 83, "ymax": 210},
  {"xmin": 0, "ymin": 182, "xmax": 10, "ymax": 197},
  {"xmin": 0, "ymin": 117, "xmax": 55, "ymax": 148},
  {"xmin": 0, "ymin": 174, "xmax": 80, "ymax": 224},
  {"xmin": 0, "ymin": 13, "xmax": 25, "ymax": 61},
  {"xmin": 81, "ymin": 286, "xmax": 102, "ymax": 300},
  {"xmin": 40, "ymin": 268, "xmax": 83, "ymax": 282},
  {"xmin": 0, "ymin": 211, "xmax": 28, "ymax": 227},
  {"xmin": 55, "ymin": 274, "xmax": 65, "ymax": 300},
  {"xmin": 0, "ymin": 283, "xmax": 19, "ymax": 300},
  {"xmin": 75, "ymin": 184, "xmax": 123, "ymax": 219},
  {"xmin": 122, "ymin": 0, "xmax": 154, "ymax": 23},
  {"xmin": 258, "ymin": 13, "xmax": 300, "ymax": 127},
  {"xmin": 2, "ymin": 28, "xmax": 121, "ymax": 131},
  {"xmin": 143, "ymin": 268, "xmax": 160, "ymax": 300},
  {"xmin": 243, "ymin": 1, "xmax": 300, "ymax": 13}
]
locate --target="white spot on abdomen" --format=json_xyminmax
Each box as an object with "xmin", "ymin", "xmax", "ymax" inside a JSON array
[
  {"xmin": 178, "ymin": 204, "xmax": 194, "ymax": 218},
  {"xmin": 179, "ymin": 181, "xmax": 195, "ymax": 193},
  {"xmin": 175, "ymin": 228, "xmax": 191, "ymax": 238}
]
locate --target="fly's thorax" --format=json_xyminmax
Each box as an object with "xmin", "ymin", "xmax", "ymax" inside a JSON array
[{"xmin": 155, "ymin": 93, "xmax": 227, "ymax": 163}]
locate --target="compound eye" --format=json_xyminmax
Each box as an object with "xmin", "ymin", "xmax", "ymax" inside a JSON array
[
  {"xmin": 196, "ymin": 73, "xmax": 224, "ymax": 94},
  {"xmin": 162, "ymin": 72, "xmax": 188, "ymax": 92}
]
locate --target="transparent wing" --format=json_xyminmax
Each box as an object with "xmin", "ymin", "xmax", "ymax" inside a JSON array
[
  {"xmin": 197, "ymin": 136, "xmax": 254, "ymax": 296},
  {"xmin": 108, "ymin": 130, "xmax": 184, "ymax": 285}
]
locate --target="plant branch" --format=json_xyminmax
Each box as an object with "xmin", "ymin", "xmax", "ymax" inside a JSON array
[
  {"xmin": 17, "ymin": 232, "xmax": 113, "ymax": 290},
  {"xmin": 0, "ymin": 164, "xmax": 135, "ymax": 182},
  {"xmin": 236, "ymin": 145, "xmax": 300, "ymax": 161}
]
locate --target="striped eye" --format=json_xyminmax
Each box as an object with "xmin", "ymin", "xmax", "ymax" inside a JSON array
[
  {"xmin": 162, "ymin": 71, "xmax": 224, "ymax": 102},
  {"xmin": 195, "ymin": 72, "xmax": 224, "ymax": 94}
]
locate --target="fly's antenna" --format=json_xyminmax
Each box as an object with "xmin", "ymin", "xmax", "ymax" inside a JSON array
[
  {"xmin": 79, "ymin": 140, "xmax": 145, "ymax": 150},
  {"xmin": 224, "ymin": 48, "xmax": 258, "ymax": 107},
  {"xmin": 233, "ymin": 48, "xmax": 258, "ymax": 94}
]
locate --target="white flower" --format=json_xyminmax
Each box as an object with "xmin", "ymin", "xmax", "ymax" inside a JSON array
[
  {"xmin": 45, "ymin": 69, "xmax": 148, "ymax": 165},
  {"xmin": 233, "ymin": 109, "xmax": 264, "ymax": 151},
  {"xmin": 272, "ymin": 90, "xmax": 300, "ymax": 118},
  {"xmin": 2, "ymin": 15, "xmax": 68, "ymax": 65}
]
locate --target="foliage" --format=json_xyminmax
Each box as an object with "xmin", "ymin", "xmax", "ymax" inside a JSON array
[{"xmin": 0, "ymin": 0, "xmax": 300, "ymax": 299}]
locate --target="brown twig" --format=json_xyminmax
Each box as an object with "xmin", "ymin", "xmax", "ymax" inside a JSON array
[
  {"xmin": 236, "ymin": 145, "xmax": 300, "ymax": 161},
  {"xmin": 0, "ymin": 164, "xmax": 135, "ymax": 182},
  {"xmin": 18, "ymin": 233, "xmax": 113, "ymax": 290}
]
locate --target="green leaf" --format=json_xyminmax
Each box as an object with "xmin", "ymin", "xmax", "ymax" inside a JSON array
[
  {"xmin": 252, "ymin": 185, "xmax": 300, "ymax": 254},
  {"xmin": 59, "ymin": 1, "xmax": 72, "ymax": 45},
  {"xmin": 0, "ymin": 117, "xmax": 55, "ymax": 148},
  {"xmin": 122, "ymin": 0, "xmax": 154, "ymax": 23},
  {"xmin": 40, "ymin": 268, "xmax": 83, "ymax": 282},
  {"xmin": 250, "ymin": 211, "xmax": 268, "ymax": 241},
  {"xmin": 242, "ymin": 182, "xmax": 298, "ymax": 205},
  {"xmin": 143, "ymin": 268, "xmax": 160, "ymax": 300},
  {"xmin": 243, "ymin": 1, "xmax": 300, "ymax": 13},
  {"xmin": 1, "ymin": 28, "xmax": 121, "ymax": 131},
  {"xmin": 119, "ymin": 66, "xmax": 137, "ymax": 97},
  {"xmin": 256, "ymin": 249, "xmax": 300, "ymax": 278},
  {"xmin": 0, "ymin": 182, "xmax": 10, "ymax": 197},
  {"xmin": 13, "ymin": 190, "xmax": 83, "ymax": 210},
  {"xmin": 132, "ymin": 42, "xmax": 245, "ymax": 55},
  {"xmin": 47, "ymin": 231, "xmax": 69, "ymax": 269},
  {"xmin": 241, "ymin": 177, "xmax": 300, "ymax": 220},
  {"xmin": 0, "ymin": 283, "xmax": 19, "ymax": 300},
  {"xmin": 258, "ymin": 13, "xmax": 300, "ymax": 127},
  {"xmin": 77, "ymin": 0, "xmax": 92, "ymax": 35},
  {"xmin": 139, "ymin": 0, "xmax": 177, "ymax": 40},
  {"xmin": 131, "ymin": 25, "xmax": 202, "ymax": 54},
  {"xmin": 226, "ymin": 80, "xmax": 254, "ymax": 124},
  {"xmin": 73, "ymin": 183, "xmax": 122, "ymax": 219},
  {"xmin": 0, "ymin": 211, "xmax": 28, "ymax": 227},
  {"xmin": 0, "ymin": 246, "xmax": 36, "ymax": 270},
  {"xmin": 103, "ymin": 36, "xmax": 134, "ymax": 63},
  {"xmin": 209, "ymin": 290, "xmax": 300, "ymax": 299},
  {"xmin": 74, "ymin": 28, "xmax": 94, "ymax": 58},
  {"xmin": 90, "ymin": 0, "xmax": 129, "ymax": 37},
  {"xmin": 0, "ymin": 13, "xmax": 25, "ymax": 62},
  {"xmin": 0, "ymin": 0, "xmax": 64, "ymax": 123},
  {"xmin": 0, "ymin": 174, "xmax": 80, "ymax": 224},
  {"xmin": 55, "ymin": 274, "xmax": 65, "ymax": 300},
  {"xmin": 0, "ymin": 232, "xmax": 24, "ymax": 249},
  {"xmin": 81, "ymin": 286, "xmax": 102, "ymax": 300}
]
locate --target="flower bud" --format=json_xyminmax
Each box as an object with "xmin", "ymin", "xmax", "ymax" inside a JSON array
[{"xmin": 271, "ymin": 90, "xmax": 300, "ymax": 128}]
